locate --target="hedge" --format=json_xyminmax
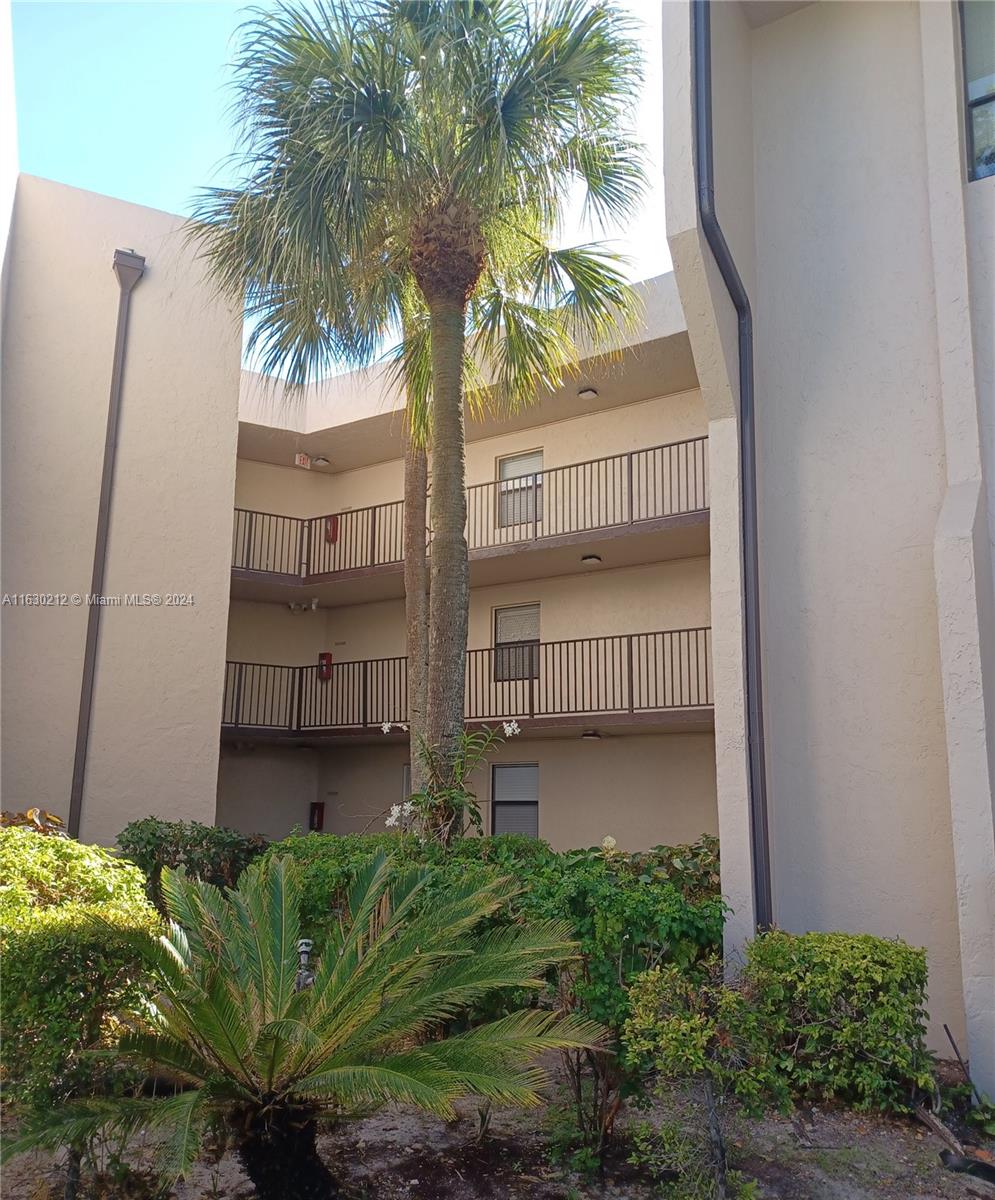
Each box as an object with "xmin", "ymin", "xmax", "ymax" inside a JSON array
[
  {"xmin": 744, "ymin": 930, "xmax": 932, "ymax": 1110},
  {"xmin": 265, "ymin": 832, "xmax": 725, "ymax": 1034},
  {"xmin": 0, "ymin": 824, "xmax": 148, "ymax": 922},
  {"xmin": 0, "ymin": 828, "xmax": 157, "ymax": 1110},
  {"xmin": 117, "ymin": 817, "xmax": 267, "ymax": 912}
]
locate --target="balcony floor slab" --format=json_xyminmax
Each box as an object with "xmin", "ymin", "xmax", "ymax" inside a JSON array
[{"xmin": 231, "ymin": 511, "xmax": 710, "ymax": 607}]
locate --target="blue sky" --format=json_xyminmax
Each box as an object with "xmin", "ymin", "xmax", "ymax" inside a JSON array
[{"xmin": 12, "ymin": 0, "xmax": 670, "ymax": 283}]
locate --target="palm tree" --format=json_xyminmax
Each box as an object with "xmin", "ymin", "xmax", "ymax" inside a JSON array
[
  {"xmin": 190, "ymin": 0, "xmax": 646, "ymax": 782},
  {"xmin": 7, "ymin": 855, "xmax": 603, "ymax": 1200}
]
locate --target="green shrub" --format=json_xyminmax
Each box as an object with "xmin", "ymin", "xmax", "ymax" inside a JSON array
[
  {"xmin": 266, "ymin": 833, "xmax": 725, "ymax": 1026},
  {"xmin": 623, "ymin": 963, "xmax": 790, "ymax": 1115},
  {"xmin": 267, "ymin": 830, "xmax": 724, "ymax": 1163},
  {"xmin": 117, "ymin": 817, "xmax": 267, "ymax": 910},
  {"xmin": 266, "ymin": 832, "xmax": 551, "ymax": 930},
  {"xmin": 744, "ymin": 930, "xmax": 932, "ymax": 1111},
  {"xmin": 512, "ymin": 844, "xmax": 726, "ymax": 1031},
  {"xmin": 0, "ymin": 828, "xmax": 157, "ymax": 1110},
  {"xmin": 0, "ymin": 825, "xmax": 147, "ymax": 922}
]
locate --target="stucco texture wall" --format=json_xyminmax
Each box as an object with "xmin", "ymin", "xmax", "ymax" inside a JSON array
[
  {"xmin": 225, "ymin": 557, "xmax": 711, "ymax": 667},
  {"xmin": 216, "ymin": 745, "xmax": 319, "ymax": 840},
  {"xmin": 1, "ymin": 176, "xmax": 240, "ymax": 843},
  {"xmin": 748, "ymin": 1, "xmax": 963, "ymax": 1044},
  {"xmin": 233, "ymin": 390, "xmax": 706, "ymax": 518},
  {"xmin": 215, "ymin": 732, "xmax": 717, "ymax": 854}
]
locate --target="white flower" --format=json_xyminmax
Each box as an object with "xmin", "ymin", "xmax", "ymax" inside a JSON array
[
  {"xmin": 399, "ymin": 724, "xmax": 409, "ymax": 732},
  {"xmin": 381, "ymin": 721, "xmax": 392, "ymax": 734},
  {"xmin": 502, "ymin": 720, "xmax": 521, "ymax": 738},
  {"xmin": 386, "ymin": 801, "xmax": 416, "ymax": 830},
  {"xmin": 601, "ymin": 835, "xmax": 617, "ymax": 853}
]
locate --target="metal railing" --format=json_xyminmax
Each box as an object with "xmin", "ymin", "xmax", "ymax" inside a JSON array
[
  {"xmin": 231, "ymin": 436, "xmax": 708, "ymax": 579},
  {"xmin": 221, "ymin": 627, "xmax": 712, "ymax": 733}
]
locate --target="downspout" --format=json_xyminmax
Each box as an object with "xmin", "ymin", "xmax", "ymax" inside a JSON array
[
  {"xmin": 691, "ymin": 0, "xmax": 773, "ymax": 928},
  {"xmin": 67, "ymin": 249, "xmax": 146, "ymax": 838}
]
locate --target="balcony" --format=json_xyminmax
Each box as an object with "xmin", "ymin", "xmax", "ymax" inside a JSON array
[
  {"xmin": 231, "ymin": 437, "xmax": 709, "ymax": 603},
  {"xmin": 221, "ymin": 627, "xmax": 713, "ymax": 742}
]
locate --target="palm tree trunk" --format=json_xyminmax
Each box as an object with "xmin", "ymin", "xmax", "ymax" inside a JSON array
[
  {"xmin": 238, "ymin": 1108, "xmax": 338, "ymax": 1200},
  {"xmin": 404, "ymin": 426, "xmax": 430, "ymax": 793},
  {"xmin": 425, "ymin": 299, "xmax": 469, "ymax": 788}
]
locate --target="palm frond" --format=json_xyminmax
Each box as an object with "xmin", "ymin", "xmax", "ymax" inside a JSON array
[{"xmin": 150, "ymin": 1089, "xmax": 209, "ymax": 1182}]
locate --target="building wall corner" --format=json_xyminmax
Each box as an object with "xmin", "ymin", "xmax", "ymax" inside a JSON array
[{"xmin": 933, "ymin": 479, "xmax": 995, "ymax": 1095}]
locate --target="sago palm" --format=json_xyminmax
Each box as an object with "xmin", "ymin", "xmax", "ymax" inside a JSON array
[
  {"xmin": 7, "ymin": 854, "xmax": 602, "ymax": 1200},
  {"xmin": 190, "ymin": 0, "xmax": 646, "ymax": 780}
]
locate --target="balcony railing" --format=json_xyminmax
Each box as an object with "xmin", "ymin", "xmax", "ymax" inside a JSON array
[
  {"xmin": 231, "ymin": 436, "xmax": 708, "ymax": 579},
  {"xmin": 221, "ymin": 627, "xmax": 712, "ymax": 734}
]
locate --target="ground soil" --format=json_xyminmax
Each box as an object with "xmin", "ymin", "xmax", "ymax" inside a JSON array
[{"xmin": 4, "ymin": 1093, "xmax": 994, "ymax": 1200}]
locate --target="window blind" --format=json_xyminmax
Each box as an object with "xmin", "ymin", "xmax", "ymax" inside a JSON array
[
  {"xmin": 492, "ymin": 802, "xmax": 539, "ymax": 837},
  {"xmin": 499, "ymin": 450, "xmax": 543, "ymax": 480},
  {"xmin": 495, "ymin": 604, "xmax": 540, "ymax": 645}
]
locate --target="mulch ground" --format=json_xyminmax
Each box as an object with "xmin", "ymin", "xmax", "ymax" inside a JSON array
[{"xmin": 4, "ymin": 1091, "xmax": 994, "ymax": 1200}]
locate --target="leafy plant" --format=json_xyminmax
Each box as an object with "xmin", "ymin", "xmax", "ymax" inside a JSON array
[
  {"xmin": 623, "ymin": 964, "xmax": 790, "ymax": 1116},
  {"xmin": 643, "ymin": 835, "xmax": 721, "ymax": 904},
  {"xmin": 117, "ymin": 817, "xmax": 267, "ymax": 912},
  {"xmin": 1, "ymin": 825, "xmax": 148, "ymax": 923},
  {"xmin": 5, "ymin": 854, "xmax": 605, "ymax": 1200},
  {"xmin": 544, "ymin": 1089, "xmax": 605, "ymax": 1180},
  {"xmin": 942, "ymin": 1082, "xmax": 995, "ymax": 1140},
  {"xmin": 627, "ymin": 1117, "xmax": 760, "ymax": 1200},
  {"xmin": 623, "ymin": 965, "xmax": 786, "ymax": 1199},
  {"xmin": 406, "ymin": 724, "xmax": 515, "ymax": 843},
  {"xmin": 264, "ymin": 831, "xmax": 724, "ymax": 1168},
  {"xmin": 513, "ymin": 843, "xmax": 726, "ymax": 1031},
  {"xmin": 0, "ymin": 828, "xmax": 157, "ymax": 1113},
  {"xmin": 744, "ymin": 931, "xmax": 932, "ymax": 1111}
]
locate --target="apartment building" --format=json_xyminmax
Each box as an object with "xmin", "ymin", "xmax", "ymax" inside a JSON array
[
  {"xmin": 1, "ymin": 0, "xmax": 992, "ymax": 1093},
  {"xmin": 0, "ymin": 176, "xmax": 717, "ymax": 857},
  {"xmin": 222, "ymin": 283, "xmax": 713, "ymax": 847}
]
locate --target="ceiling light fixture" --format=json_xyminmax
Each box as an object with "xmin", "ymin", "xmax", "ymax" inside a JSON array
[
  {"xmin": 581, "ymin": 554, "xmax": 602, "ymax": 566},
  {"xmin": 577, "ymin": 386, "xmax": 599, "ymax": 399},
  {"xmin": 312, "ymin": 455, "xmax": 330, "ymax": 467},
  {"xmin": 581, "ymin": 730, "xmax": 601, "ymax": 740}
]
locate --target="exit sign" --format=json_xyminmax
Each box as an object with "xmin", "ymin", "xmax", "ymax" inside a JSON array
[{"xmin": 294, "ymin": 452, "xmax": 311, "ymax": 469}]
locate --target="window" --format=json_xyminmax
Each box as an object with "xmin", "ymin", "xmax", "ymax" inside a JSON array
[
  {"xmin": 494, "ymin": 603, "xmax": 540, "ymax": 682},
  {"xmin": 497, "ymin": 450, "xmax": 543, "ymax": 529},
  {"xmin": 492, "ymin": 764, "xmax": 539, "ymax": 838},
  {"xmin": 402, "ymin": 763, "xmax": 411, "ymax": 799},
  {"xmin": 962, "ymin": 0, "xmax": 995, "ymax": 179}
]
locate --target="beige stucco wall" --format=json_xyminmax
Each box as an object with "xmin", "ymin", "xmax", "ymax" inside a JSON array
[
  {"xmin": 664, "ymin": 0, "xmax": 995, "ymax": 1075},
  {"xmin": 234, "ymin": 389, "xmax": 706, "ymax": 518},
  {"xmin": 918, "ymin": 0, "xmax": 995, "ymax": 1094},
  {"xmin": 662, "ymin": 0, "xmax": 757, "ymax": 949},
  {"xmin": 749, "ymin": 0, "xmax": 963, "ymax": 1047},
  {"xmin": 216, "ymin": 745, "xmax": 319, "ymax": 840},
  {"xmin": 971, "ymin": 179, "xmax": 995, "ymax": 594},
  {"xmin": 226, "ymin": 557, "xmax": 710, "ymax": 666},
  {"xmin": 216, "ymin": 732, "xmax": 717, "ymax": 852},
  {"xmin": 1, "ymin": 177, "xmax": 241, "ymax": 843}
]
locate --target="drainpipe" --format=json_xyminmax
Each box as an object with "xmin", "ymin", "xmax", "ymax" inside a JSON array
[
  {"xmin": 67, "ymin": 249, "xmax": 146, "ymax": 838},
  {"xmin": 691, "ymin": 0, "xmax": 773, "ymax": 929}
]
